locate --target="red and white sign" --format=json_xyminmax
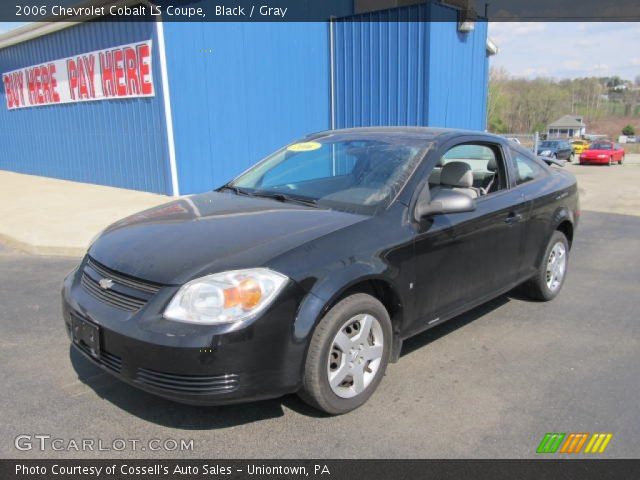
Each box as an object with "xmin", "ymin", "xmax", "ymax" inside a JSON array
[{"xmin": 2, "ymin": 40, "xmax": 154, "ymax": 110}]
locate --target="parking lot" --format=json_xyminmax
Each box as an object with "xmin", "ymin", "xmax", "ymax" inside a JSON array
[{"xmin": 1, "ymin": 162, "xmax": 639, "ymax": 459}]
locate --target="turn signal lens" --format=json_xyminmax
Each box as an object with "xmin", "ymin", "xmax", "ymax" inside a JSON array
[
  {"xmin": 164, "ymin": 269, "xmax": 288, "ymax": 326},
  {"xmin": 223, "ymin": 278, "xmax": 262, "ymax": 310}
]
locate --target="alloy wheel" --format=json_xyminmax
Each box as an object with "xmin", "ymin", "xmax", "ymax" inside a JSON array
[
  {"xmin": 327, "ymin": 314, "xmax": 384, "ymax": 399},
  {"xmin": 546, "ymin": 242, "xmax": 567, "ymax": 292}
]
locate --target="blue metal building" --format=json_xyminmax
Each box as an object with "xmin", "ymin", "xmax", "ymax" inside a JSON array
[{"xmin": 0, "ymin": 1, "xmax": 491, "ymax": 196}]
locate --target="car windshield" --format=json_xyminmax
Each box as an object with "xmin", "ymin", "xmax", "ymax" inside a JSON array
[
  {"xmin": 540, "ymin": 141, "xmax": 558, "ymax": 147},
  {"xmin": 590, "ymin": 143, "xmax": 611, "ymax": 150},
  {"xmin": 228, "ymin": 135, "xmax": 430, "ymax": 214}
]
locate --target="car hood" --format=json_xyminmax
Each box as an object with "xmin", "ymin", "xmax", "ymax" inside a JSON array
[{"xmin": 89, "ymin": 192, "xmax": 367, "ymax": 285}]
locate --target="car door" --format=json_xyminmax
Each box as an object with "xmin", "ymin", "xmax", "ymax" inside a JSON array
[
  {"xmin": 508, "ymin": 148, "xmax": 557, "ymax": 277},
  {"xmin": 561, "ymin": 142, "xmax": 571, "ymax": 159},
  {"xmin": 409, "ymin": 138, "xmax": 529, "ymax": 333}
]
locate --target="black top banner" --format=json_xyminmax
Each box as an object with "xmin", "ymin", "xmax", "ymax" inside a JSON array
[
  {"xmin": 3, "ymin": 459, "xmax": 640, "ymax": 480},
  {"xmin": 0, "ymin": 0, "xmax": 640, "ymax": 23}
]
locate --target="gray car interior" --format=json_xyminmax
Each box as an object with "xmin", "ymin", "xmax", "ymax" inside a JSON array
[
  {"xmin": 429, "ymin": 147, "xmax": 501, "ymax": 198},
  {"xmin": 429, "ymin": 161, "xmax": 481, "ymax": 199}
]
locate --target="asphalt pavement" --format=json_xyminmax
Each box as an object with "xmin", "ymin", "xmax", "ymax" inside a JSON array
[{"xmin": 1, "ymin": 207, "xmax": 639, "ymax": 459}]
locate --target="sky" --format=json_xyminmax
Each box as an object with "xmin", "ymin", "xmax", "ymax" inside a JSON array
[
  {"xmin": 0, "ymin": 22, "xmax": 26, "ymax": 34},
  {"xmin": 1, "ymin": 21, "xmax": 638, "ymax": 81},
  {"xmin": 489, "ymin": 22, "xmax": 640, "ymax": 80}
]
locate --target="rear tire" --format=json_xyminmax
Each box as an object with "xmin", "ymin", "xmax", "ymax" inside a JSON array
[
  {"xmin": 620, "ymin": 155, "xmax": 624, "ymax": 165},
  {"xmin": 299, "ymin": 293, "xmax": 392, "ymax": 415},
  {"xmin": 522, "ymin": 231, "xmax": 569, "ymax": 301}
]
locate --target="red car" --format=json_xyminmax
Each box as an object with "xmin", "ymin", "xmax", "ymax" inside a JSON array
[{"xmin": 579, "ymin": 141, "xmax": 625, "ymax": 166}]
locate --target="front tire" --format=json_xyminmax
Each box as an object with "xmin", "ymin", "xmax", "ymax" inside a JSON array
[
  {"xmin": 522, "ymin": 231, "xmax": 569, "ymax": 301},
  {"xmin": 608, "ymin": 156, "xmax": 612, "ymax": 166},
  {"xmin": 299, "ymin": 293, "xmax": 392, "ymax": 415}
]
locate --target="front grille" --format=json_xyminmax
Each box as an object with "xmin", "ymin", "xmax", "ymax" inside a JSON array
[
  {"xmin": 75, "ymin": 342, "xmax": 122, "ymax": 374},
  {"xmin": 81, "ymin": 274, "xmax": 146, "ymax": 311},
  {"xmin": 86, "ymin": 257, "xmax": 161, "ymax": 294},
  {"xmin": 81, "ymin": 257, "xmax": 161, "ymax": 312},
  {"xmin": 101, "ymin": 351, "xmax": 123, "ymax": 373},
  {"xmin": 135, "ymin": 367, "xmax": 239, "ymax": 394}
]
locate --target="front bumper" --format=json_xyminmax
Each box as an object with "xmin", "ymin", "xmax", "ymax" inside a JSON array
[
  {"xmin": 579, "ymin": 156, "xmax": 609, "ymax": 164},
  {"xmin": 62, "ymin": 258, "xmax": 309, "ymax": 405}
]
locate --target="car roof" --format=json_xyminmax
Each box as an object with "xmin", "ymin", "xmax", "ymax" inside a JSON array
[{"xmin": 305, "ymin": 126, "xmax": 505, "ymax": 145}]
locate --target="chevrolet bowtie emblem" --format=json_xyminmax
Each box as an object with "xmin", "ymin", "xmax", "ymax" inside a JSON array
[{"xmin": 99, "ymin": 278, "xmax": 114, "ymax": 290}]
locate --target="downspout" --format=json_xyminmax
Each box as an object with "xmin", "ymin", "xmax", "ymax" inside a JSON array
[
  {"xmin": 155, "ymin": 19, "xmax": 180, "ymax": 196},
  {"xmin": 329, "ymin": 16, "xmax": 336, "ymax": 130}
]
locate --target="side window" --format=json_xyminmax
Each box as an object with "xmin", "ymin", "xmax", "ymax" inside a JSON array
[
  {"xmin": 512, "ymin": 149, "xmax": 546, "ymax": 185},
  {"xmin": 430, "ymin": 142, "xmax": 506, "ymax": 196}
]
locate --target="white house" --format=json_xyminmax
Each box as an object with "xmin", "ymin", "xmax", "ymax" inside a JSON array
[{"xmin": 547, "ymin": 115, "xmax": 587, "ymax": 138}]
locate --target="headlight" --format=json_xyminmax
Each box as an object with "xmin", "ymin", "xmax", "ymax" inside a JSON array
[
  {"xmin": 164, "ymin": 268, "xmax": 288, "ymax": 325},
  {"xmin": 540, "ymin": 150, "xmax": 551, "ymax": 156}
]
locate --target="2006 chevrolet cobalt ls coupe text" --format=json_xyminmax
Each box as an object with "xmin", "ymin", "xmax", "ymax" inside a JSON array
[{"xmin": 62, "ymin": 128, "xmax": 579, "ymax": 414}]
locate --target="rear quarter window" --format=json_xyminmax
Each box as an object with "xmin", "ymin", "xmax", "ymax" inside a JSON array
[{"xmin": 511, "ymin": 148, "xmax": 547, "ymax": 185}]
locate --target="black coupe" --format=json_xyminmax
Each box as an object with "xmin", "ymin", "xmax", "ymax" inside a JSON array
[{"xmin": 62, "ymin": 128, "xmax": 579, "ymax": 414}]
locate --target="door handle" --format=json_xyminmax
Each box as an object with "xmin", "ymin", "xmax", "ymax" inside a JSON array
[{"xmin": 505, "ymin": 213, "xmax": 523, "ymax": 224}]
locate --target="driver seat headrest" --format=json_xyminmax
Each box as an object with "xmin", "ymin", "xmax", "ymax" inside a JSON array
[{"xmin": 440, "ymin": 161, "xmax": 474, "ymax": 188}]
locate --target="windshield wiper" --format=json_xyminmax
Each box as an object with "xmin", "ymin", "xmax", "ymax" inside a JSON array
[
  {"xmin": 251, "ymin": 190, "xmax": 318, "ymax": 207},
  {"xmin": 219, "ymin": 185, "xmax": 252, "ymax": 196}
]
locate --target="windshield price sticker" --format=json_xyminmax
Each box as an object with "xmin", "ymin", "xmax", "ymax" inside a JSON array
[{"xmin": 287, "ymin": 142, "xmax": 322, "ymax": 152}]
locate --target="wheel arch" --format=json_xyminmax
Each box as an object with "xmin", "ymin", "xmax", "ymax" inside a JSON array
[
  {"xmin": 556, "ymin": 219, "xmax": 574, "ymax": 248},
  {"xmin": 534, "ymin": 207, "xmax": 574, "ymax": 269},
  {"xmin": 294, "ymin": 274, "xmax": 406, "ymax": 365},
  {"xmin": 324, "ymin": 278, "xmax": 403, "ymax": 327}
]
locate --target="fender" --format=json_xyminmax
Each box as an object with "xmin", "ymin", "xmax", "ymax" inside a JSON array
[
  {"xmin": 292, "ymin": 262, "xmax": 410, "ymax": 369},
  {"xmin": 294, "ymin": 259, "xmax": 408, "ymax": 340},
  {"xmin": 534, "ymin": 205, "xmax": 574, "ymax": 268}
]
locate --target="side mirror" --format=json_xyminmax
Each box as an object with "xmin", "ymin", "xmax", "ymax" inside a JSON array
[{"xmin": 414, "ymin": 189, "xmax": 476, "ymax": 220}]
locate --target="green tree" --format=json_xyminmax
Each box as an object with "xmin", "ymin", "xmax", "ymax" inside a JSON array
[
  {"xmin": 622, "ymin": 124, "xmax": 635, "ymax": 136},
  {"xmin": 485, "ymin": 69, "xmax": 639, "ymax": 136}
]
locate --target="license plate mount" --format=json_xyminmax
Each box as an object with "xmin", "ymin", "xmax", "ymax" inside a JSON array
[{"xmin": 71, "ymin": 316, "xmax": 101, "ymax": 359}]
